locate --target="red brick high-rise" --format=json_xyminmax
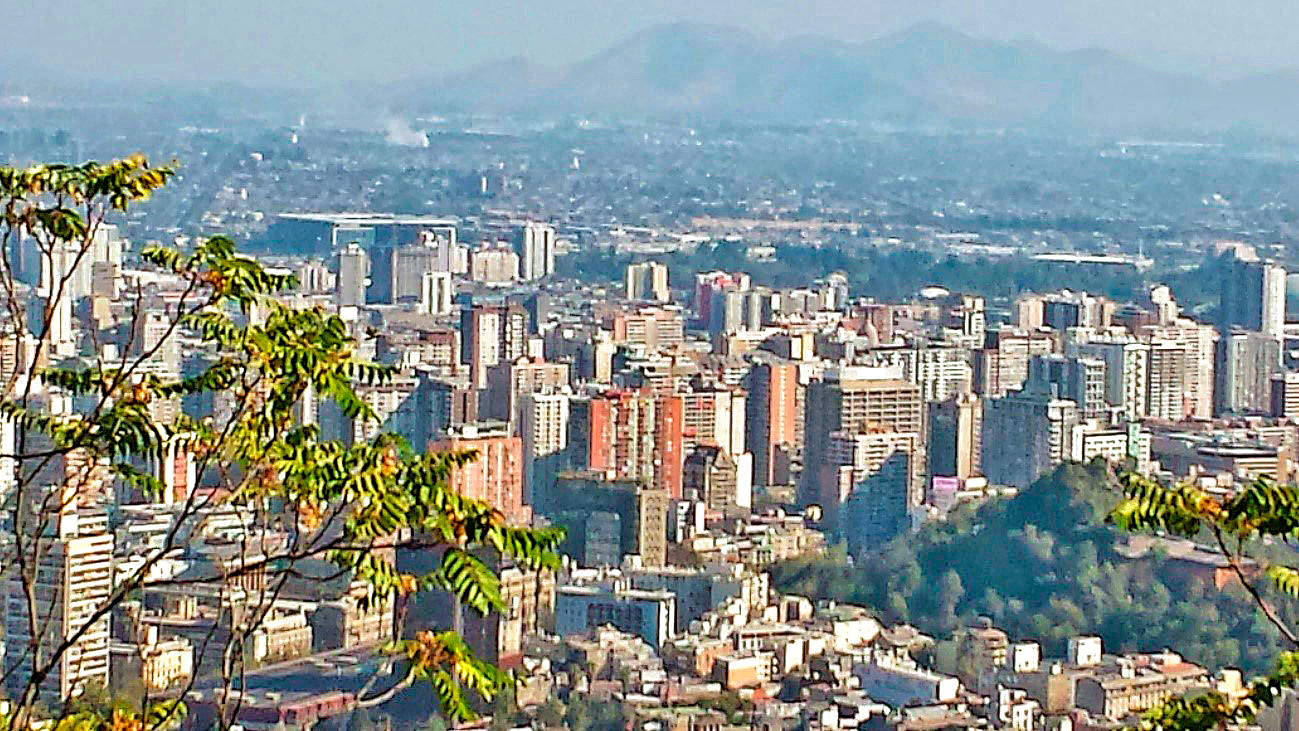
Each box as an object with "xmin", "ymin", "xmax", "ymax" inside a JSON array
[
  {"xmin": 577, "ymin": 389, "xmax": 683, "ymax": 499},
  {"xmin": 745, "ymin": 362, "xmax": 798, "ymax": 487}
]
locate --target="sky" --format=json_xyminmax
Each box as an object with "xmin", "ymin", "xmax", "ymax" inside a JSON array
[{"xmin": 4, "ymin": 0, "xmax": 1299, "ymax": 84}]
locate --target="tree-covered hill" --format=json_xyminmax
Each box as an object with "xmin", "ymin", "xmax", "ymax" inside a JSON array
[{"xmin": 770, "ymin": 461, "xmax": 1290, "ymax": 673}]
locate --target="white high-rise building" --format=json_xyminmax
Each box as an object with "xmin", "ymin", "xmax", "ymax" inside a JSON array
[
  {"xmin": 626, "ymin": 262, "xmax": 670, "ymax": 302},
  {"xmin": 1141, "ymin": 322, "xmax": 1215, "ymax": 420},
  {"xmin": 514, "ymin": 222, "xmax": 555, "ymax": 281},
  {"xmin": 34, "ymin": 243, "xmax": 76, "ymax": 356},
  {"xmin": 5, "ymin": 476, "xmax": 112, "ymax": 706},
  {"xmin": 421, "ymin": 271, "xmax": 454, "ymax": 316},
  {"xmin": 1067, "ymin": 339, "xmax": 1150, "ymax": 421}
]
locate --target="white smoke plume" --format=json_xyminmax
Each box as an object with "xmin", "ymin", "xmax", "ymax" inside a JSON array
[{"xmin": 385, "ymin": 118, "xmax": 429, "ymax": 147}]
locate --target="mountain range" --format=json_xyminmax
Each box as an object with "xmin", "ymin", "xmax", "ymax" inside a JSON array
[{"xmin": 398, "ymin": 21, "xmax": 1299, "ymax": 135}]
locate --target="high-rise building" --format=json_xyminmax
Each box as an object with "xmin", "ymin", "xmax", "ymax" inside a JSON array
[
  {"xmin": 580, "ymin": 389, "xmax": 683, "ymax": 499},
  {"xmin": 626, "ymin": 262, "xmax": 670, "ymax": 303},
  {"xmin": 520, "ymin": 391, "xmax": 570, "ymax": 509},
  {"xmin": 745, "ymin": 363, "xmax": 799, "ymax": 487},
  {"xmin": 421, "ymin": 228, "xmax": 465, "ymax": 275},
  {"xmin": 1219, "ymin": 253, "xmax": 1286, "ymax": 339},
  {"xmin": 1215, "ymin": 330, "xmax": 1282, "ymax": 416},
  {"xmin": 549, "ymin": 471, "xmax": 668, "ymax": 567},
  {"xmin": 428, "ymin": 422, "xmax": 528, "ymax": 525},
  {"xmin": 928, "ymin": 393, "xmax": 981, "ymax": 479},
  {"xmin": 1026, "ymin": 355, "xmax": 1107, "ymax": 421},
  {"xmin": 683, "ymin": 445, "xmax": 743, "ymax": 517},
  {"xmin": 817, "ymin": 429, "xmax": 921, "ymax": 544},
  {"xmin": 801, "ymin": 367, "xmax": 923, "ymax": 506},
  {"xmin": 1066, "ymin": 339, "xmax": 1149, "ymax": 421},
  {"xmin": 681, "ymin": 385, "xmax": 746, "ymax": 455},
  {"xmin": 5, "ymin": 476, "xmax": 112, "ymax": 706},
  {"xmin": 469, "ymin": 247, "xmax": 519, "ymax": 285},
  {"xmin": 693, "ymin": 272, "xmax": 750, "ymax": 328},
  {"xmin": 514, "ymin": 222, "xmax": 556, "ymax": 281},
  {"xmin": 1270, "ymin": 373, "xmax": 1299, "ymax": 420},
  {"xmin": 839, "ymin": 438, "xmax": 917, "ymax": 556},
  {"xmin": 267, "ymin": 213, "xmax": 457, "ymax": 301},
  {"xmin": 1141, "ymin": 322, "xmax": 1215, "ymax": 420},
  {"xmin": 460, "ymin": 304, "xmax": 528, "ymax": 387},
  {"xmin": 485, "ymin": 357, "xmax": 569, "ymax": 424},
  {"xmin": 708, "ymin": 289, "xmax": 748, "ymax": 338},
  {"xmin": 421, "ymin": 271, "xmax": 454, "ymax": 316},
  {"xmin": 653, "ymin": 394, "xmax": 684, "ymax": 499},
  {"xmin": 393, "ymin": 240, "xmax": 437, "ymax": 302},
  {"xmin": 607, "ymin": 309, "xmax": 685, "ymax": 353},
  {"xmin": 858, "ymin": 341, "xmax": 972, "ymax": 402},
  {"xmin": 1145, "ymin": 341, "xmax": 1190, "ymax": 421},
  {"xmin": 818, "ymin": 273, "xmax": 850, "ymax": 312},
  {"xmin": 335, "ymin": 243, "xmax": 368, "ymax": 309},
  {"xmin": 981, "ymin": 383, "xmax": 1079, "ymax": 488},
  {"xmin": 973, "ymin": 328, "xmax": 1056, "ymax": 398},
  {"xmin": 1041, "ymin": 291, "xmax": 1113, "ymax": 332},
  {"xmin": 130, "ymin": 310, "xmax": 181, "ymax": 374},
  {"xmin": 414, "ymin": 369, "xmax": 478, "ymax": 446}
]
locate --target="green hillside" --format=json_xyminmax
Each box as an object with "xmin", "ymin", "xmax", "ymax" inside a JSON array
[{"xmin": 770, "ymin": 461, "xmax": 1290, "ymax": 673}]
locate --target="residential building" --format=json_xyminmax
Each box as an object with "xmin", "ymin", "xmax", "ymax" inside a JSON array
[
  {"xmin": 469, "ymin": 246, "xmax": 519, "ymax": 285},
  {"xmin": 1214, "ymin": 329, "xmax": 1282, "ymax": 416},
  {"xmin": 1067, "ymin": 338, "xmax": 1149, "ymax": 421},
  {"xmin": 746, "ymin": 362, "xmax": 799, "ymax": 487},
  {"xmin": 1145, "ymin": 341, "xmax": 1191, "ymax": 421},
  {"xmin": 460, "ymin": 304, "xmax": 528, "ymax": 387},
  {"xmin": 607, "ymin": 308, "xmax": 685, "ymax": 352},
  {"xmin": 1027, "ymin": 354, "xmax": 1108, "ymax": 421},
  {"xmin": 520, "ymin": 390, "xmax": 570, "ymax": 508},
  {"xmin": 420, "ymin": 270, "xmax": 454, "ymax": 316},
  {"xmin": 626, "ymin": 261, "xmax": 670, "ymax": 302},
  {"xmin": 555, "ymin": 585, "xmax": 675, "ymax": 647},
  {"xmin": 928, "ymin": 393, "xmax": 981, "ymax": 479},
  {"xmin": 801, "ymin": 367, "xmax": 923, "ymax": 506},
  {"xmin": 548, "ymin": 471, "xmax": 669, "ymax": 567},
  {"xmin": 982, "ymin": 382, "xmax": 1079, "ymax": 488},
  {"xmin": 973, "ymin": 328, "xmax": 1056, "ymax": 398},
  {"xmin": 1271, "ymin": 372, "xmax": 1299, "ymax": 419},
  {"xmin": 683, "ymin": 445, "xmax": 746, "ymax": 516},
  {"xmin": 335, "ymin": 242, "xmax": 367, "ymax": 309},
  {"xmin": 1218, "ymin": 252, "xmax": 1286, "ymax": 339},
  {"xmin": 822, "ymin": 430, "xmax": 921, "ymax": 554},
  {"xmin": 514, "ymin": 222, "xmax": 556, "ymax": 280},
  {"xmin": 1141, "ymin": 322, "xmax": 1216, "ymax": 419},
  {"xmin": 5, "ymin": 501, "xmax": 113, "ymax": 705},
  {"xmin": 428, "ymin": 422, "xmax": 528, "ymax": 525}
]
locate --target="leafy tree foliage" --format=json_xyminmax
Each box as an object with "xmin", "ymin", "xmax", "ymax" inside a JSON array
[
  {"xmin": 1108, "ymin": 471, "xmax": 1299, "ymax": 730},
  {"xmin": 0, "ymin": 158, "xmax": 563, "ymax": 729}
]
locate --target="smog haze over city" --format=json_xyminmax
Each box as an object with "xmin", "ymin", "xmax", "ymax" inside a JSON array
[{"xmin": 8, "ymin": 4, "xmax": 1299, "ymax": 731}]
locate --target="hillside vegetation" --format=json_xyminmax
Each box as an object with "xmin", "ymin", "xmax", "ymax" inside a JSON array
[{"xmin": 770, "ymin": 461, "xmax": 1292, "ymax": 673}]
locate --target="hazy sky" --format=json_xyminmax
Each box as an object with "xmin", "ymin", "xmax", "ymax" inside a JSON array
[{"xmin": 5, "ymin": 0, "xmax": 1299, "ymax": 84}]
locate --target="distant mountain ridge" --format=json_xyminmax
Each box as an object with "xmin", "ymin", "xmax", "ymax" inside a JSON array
[{"xmin": 398, "ymin": 21, "xmax": 1299, "ymax": 134}]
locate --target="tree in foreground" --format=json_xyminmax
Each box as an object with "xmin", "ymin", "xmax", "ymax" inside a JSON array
[
  {"xmin": 1111, "ymin": 471, "xmax": 1299, "ymax": 731},
  {"xmin": 0, "ymin": 157, "xmax": 562, "ymax": 730}
]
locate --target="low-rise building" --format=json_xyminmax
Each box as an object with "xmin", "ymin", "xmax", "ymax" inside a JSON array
[{"xmin": 555, "ymin": 584, "xmax": 676, "ymax": 647}]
